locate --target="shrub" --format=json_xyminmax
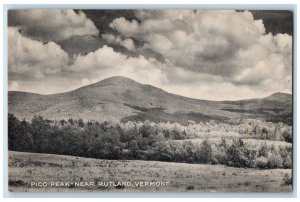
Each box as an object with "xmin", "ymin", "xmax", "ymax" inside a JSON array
[
  {"xmin": 267, "ymin": 153, "xmax": 283, "ymax": 168},
  {"xmin": 211, "ymin": 156, "xmax": 219, "ymax": 165},
  {"xmin": 128, "ymin": 140, "xmax": 139, "ymax": 158},
  {"xmin": 215, "ymin": 152, "xmax": 227, "ymax": 164},
  {"xmin": 186, "ymin": 185, "xmax": 195, "ymax": 190},
  {"xmin": 199, "ymin": 139, "xmax": 213, "ymax": 164},
  {"xmin": 281, "ymin": 130, "xmax": 292, "ymax": 143},
  {"xmin": 256, "ymin": 156, "xmax": 268, "ymax": 169},
  {"xmin": 258, "ymin": 144, "xmax": 269, "ymax": 158},
  {"xmin": 226, "ymin": 139, "xmax": 256, "ymax": 168},
  {"xmin": 283, "ymin": 155, "xmax": 292, "ymax": 169},
  {"xmin": 283, "ymin": 173, "xmax": 292, "ymax": 186}
]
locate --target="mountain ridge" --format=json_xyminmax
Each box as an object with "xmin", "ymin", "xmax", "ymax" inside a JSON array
[
  {"xmin": 9, "ymin": 76, "xmax": 291, "ymax": 101},
  {"xmin": 8, "ymin": 76, "xmax": 292, "ymax": 125}
]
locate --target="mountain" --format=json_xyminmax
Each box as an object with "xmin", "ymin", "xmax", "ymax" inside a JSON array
[{"xmin": 8, "ymin": 76, "xmax": 292, "ymax": 125}]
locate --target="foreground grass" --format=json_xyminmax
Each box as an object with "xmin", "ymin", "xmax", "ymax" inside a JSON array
[{"xmin": 8, "ymin": 151, "xmax": 292, "ymax": 192}]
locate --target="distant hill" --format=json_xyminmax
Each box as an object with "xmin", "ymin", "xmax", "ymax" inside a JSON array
[{"xmin": 8, "ymin": 76, "xmax": 292, "ymax": 125}]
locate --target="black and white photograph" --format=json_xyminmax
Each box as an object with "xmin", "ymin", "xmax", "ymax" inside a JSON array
[{"xmin": 7, "ymin": 9, "xmax": 293, "ymax": 193}]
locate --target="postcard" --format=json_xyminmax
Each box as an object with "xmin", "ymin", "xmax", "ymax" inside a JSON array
[{"xmin": 7, "ymin": 9, "xmax": 293, "ymax": 192}]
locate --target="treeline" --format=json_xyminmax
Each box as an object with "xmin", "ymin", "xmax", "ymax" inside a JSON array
[
  {"xmin": 231, "ymin": 119, "xmax": 292, "ymax": 143},
  {"xmin": 8, "ymin": 114, "xmax": 292, "ymax": 169},
  {"xmin": 161, "ymin": 139, "xmax": 292, "ymax": 169},
  {"xmin": 35, "ymin": 117, "xmax": 293, "ymax": 143}
]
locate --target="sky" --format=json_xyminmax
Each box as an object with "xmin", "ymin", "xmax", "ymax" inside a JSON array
[{"xmin": 8, "ymin": 9, "xmax": 293, "ymax": 100}]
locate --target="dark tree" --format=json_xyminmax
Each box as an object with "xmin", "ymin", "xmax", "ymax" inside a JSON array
[
  {"xmin": 128, "ymin": 140, "xmax": 139, "ymax": 158},
  {"xmin": 78, "ymin": 119, "xmax": 84, "ymax": 128},
  {"xmin": 68, "ymin": 118, "xmax": 74, "ymax": 125}
]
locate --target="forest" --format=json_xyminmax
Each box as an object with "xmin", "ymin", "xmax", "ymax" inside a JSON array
[{"xmin": 8, "ymin": 114, "xmax": 292, "ymax": 169}]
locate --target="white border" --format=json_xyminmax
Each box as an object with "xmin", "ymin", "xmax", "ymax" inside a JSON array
[{"xmin": 1, "ymin": 0, "xmax": 299, "ymax": 201}]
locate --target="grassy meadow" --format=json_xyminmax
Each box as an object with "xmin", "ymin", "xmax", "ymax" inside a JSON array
[{"xmin": 9, "ymin": 151, "xmax": 292, "ymax": 192}]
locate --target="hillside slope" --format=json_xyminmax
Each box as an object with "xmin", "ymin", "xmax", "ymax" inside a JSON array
[{"xmin": 8, "ymin": 76, "xmax": 292, "ymax": 125}]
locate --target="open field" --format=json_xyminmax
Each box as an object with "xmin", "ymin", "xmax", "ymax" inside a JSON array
[{"xmin": 8, "ymin": 151, "xmax": 292, "ymax": 192}]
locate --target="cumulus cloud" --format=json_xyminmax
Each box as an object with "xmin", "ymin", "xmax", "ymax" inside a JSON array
[
  {"xmin": 9, "ymin": 9, "xmax": 99, "ymax": 41},
  {"xmin": 102, "ymin": 33, "xmax": 121, "ymax": 44},
  {"xmin": 70, "ymin": 45, "xmax": 128, "ymax": 72},
  {"xmin": 120, "ymin": 38, "xmax": 136, "ymax": 51},
  {"xmin": 8, "ymin": 27, "xmax": 69, "ymax": 80},
  {"xmin": 102, "ymin": 33, "xmax": 136, "ymax": 51},
  {"xmin": 9, "ymin": 81, "xmax": 19, "ymax": 91},
  {"xmin": 69, "ymin": 45, "xmax": 167, "ymax": 86},
  {"xmin": 108, "ymin": 10, "xmax": 292, "ymax": 97}
]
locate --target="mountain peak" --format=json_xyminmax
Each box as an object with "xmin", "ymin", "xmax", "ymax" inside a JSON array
[
  {"xmin": 102, "ymin": 76, "xmax": 136, "ymax": 82},
  {"xmin": 265, "ymin": 92, "xmax": 292, "ymax": 102},
  {"xmin": 92, "ymin": 76, "xmax": 141, "ymax": 87},
  {"xmin": 268, "ymin": 92, "xmax": 291, "ymax": 97}
]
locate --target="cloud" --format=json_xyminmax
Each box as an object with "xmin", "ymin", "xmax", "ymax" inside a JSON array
[
  {"xmin": 9, "ymin": 9, "xmax": 99, "ymax": 41},
  {"xmin": 102, "ymin": 33, "xmax": 120, "ymax": 44},
  {"xmin": 108, "ymin": 10, "xmax": 292, "ymax": 96},
  {"xmin": 102, "ymin": 34, "xmax": 136, "ymax": 51},
  {"xmin": 69, "ymin": 45, "xmax": 167, "ymax": 86},
  {"xmin": 8, "ymin": 27, "xmax": 69, "ymax": 80},
  {"xmin": 120, "ymin": 38, "xmax": 136, "ymax": 51},
  {"xmin": 69, "ymin": 45, "xmax": 128, "ymax": 72},
  {"xmin": 9, "ymin": 81, "xmax": 19, "ymax": 91},
  {"xmin": 57, "ymin": 35, "xmax": 106, "ymax": 57},
  {"xmin": 232, "ymin": 33, "xmax": 292, "ymax": 89}
]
